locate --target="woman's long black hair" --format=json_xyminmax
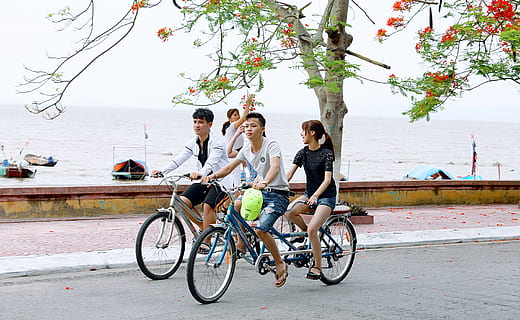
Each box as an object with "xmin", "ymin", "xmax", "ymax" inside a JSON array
[{"xmin": 302, "ymin": 120, "xmax": 335, "ymax": 160}]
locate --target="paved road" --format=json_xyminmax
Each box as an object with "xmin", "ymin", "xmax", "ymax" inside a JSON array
[{"xmin": 1, "ymin": 241, "xmax": 518, "ymax": 320}]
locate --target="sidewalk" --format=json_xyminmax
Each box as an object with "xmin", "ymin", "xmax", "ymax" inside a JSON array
[{"xmin": 1, "ymin": 204, "xmax": 519, "ymax": 278}]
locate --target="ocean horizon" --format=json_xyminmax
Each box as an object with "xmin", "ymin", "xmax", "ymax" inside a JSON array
[{"xmin": 1, "ymin": 104, "xmax": 518, "ymax": 187}]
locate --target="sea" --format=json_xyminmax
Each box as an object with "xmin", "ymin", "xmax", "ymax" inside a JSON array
[{"xmin": 1, "ymin": 105, "xmax": 519, "ymax": 187}]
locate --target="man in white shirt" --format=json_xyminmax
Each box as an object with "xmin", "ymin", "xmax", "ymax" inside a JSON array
[{"xmin": 152, "ymin": 108, "xmax": 232, "ymax": 234}]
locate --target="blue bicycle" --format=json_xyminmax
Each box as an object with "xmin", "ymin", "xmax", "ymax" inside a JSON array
[{"xmin": 186, "ymin": 180, "xmax": 357, "ymax": 304}]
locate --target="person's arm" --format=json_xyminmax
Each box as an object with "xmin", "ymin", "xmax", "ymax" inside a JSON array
[
  {"xmin": 154, "ymin": 141, "xmax": 193, "ymax": 175},
  {"xmin": 286, "ymin": 164, "xmax": 299, "ymax": 182},
  {"xmin": 232, "ymin": 94, "xmax": 254, "ymax": 129},
  {"xmin": 254, "ymin": 156, "xmax": 280, "ymax": 189},
  {"xmin": 201, "ymin": 158, "xmax": 242, "ymax": 183},
  {"xmin": 286, "ymin": 148, "xmax": 303, "ymax": 182},
  {"xmin": 226, "ymin": 126, "xmax": 244, "ymax": 158},
  {"xmin": 307, "ymin": 171, "xmax": 333, "ymax": 205}
]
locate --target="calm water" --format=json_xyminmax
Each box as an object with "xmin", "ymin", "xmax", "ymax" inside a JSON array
[{"xmin": 1, "ymin": 105, "xmax": 519, "ymax": 187}]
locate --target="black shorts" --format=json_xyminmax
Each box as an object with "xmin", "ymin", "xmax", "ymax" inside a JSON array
[{"xmin": 182, "ymin": 183, "xmax": 228, "ymax": 209}]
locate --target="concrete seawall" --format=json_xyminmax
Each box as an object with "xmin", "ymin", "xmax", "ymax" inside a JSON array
[{"xmin": 1, "ymin": 180, "xmax": 519, "ymax": 219}]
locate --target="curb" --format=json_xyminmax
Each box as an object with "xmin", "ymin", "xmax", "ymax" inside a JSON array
[{"xmin": 1, "ymin": 226, "xmax": 520, "ymax": 279}]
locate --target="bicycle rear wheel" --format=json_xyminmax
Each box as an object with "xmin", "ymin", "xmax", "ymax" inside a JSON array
[
  {"xmin": 187, "ymin": 227, "xmax": 236, "ymax": 304},
  {"xmin": 135, "ymin": 211, "xmax": 185, "ymax": 280},
  {"xmin": 319, "ymin": 215, "xmax": 357, "ymax": 285}
]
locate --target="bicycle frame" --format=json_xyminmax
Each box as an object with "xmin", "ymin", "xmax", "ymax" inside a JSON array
[
  {"xmin": 156, "ymin": 176, "xmax": 202, "ymax": 240},
  {"xmin": 207, "ymin": 191, "xmax": 347, "ymax": 271}
]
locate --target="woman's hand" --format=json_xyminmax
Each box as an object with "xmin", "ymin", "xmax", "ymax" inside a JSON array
[{"xmin": 307, "ymin": 194, "xmax": 318, "ymax": 206}]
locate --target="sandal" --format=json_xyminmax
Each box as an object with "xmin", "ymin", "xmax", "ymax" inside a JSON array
[
  {"xmin": 236, "ymin": 248, "xmax": 247, "ymax": 259},
  {"xmin": 290, "ymin": 236, "xmax": 305, "ymax": 244},
  {"xmin": 197, "ymin": 242, "xmax": 211, "ymax": 254},
  {"xmin": 306, "ymin": 266, "xmax": 322, "ymax": 280},
  {"xmin": 274, "ymin": 263, "xmax": 288, "ymax": 288}
]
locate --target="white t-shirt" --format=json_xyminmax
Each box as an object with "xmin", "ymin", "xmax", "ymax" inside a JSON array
[{"xmin": 237, "ymin": 138, "xmax": 289, "ymax": 191}]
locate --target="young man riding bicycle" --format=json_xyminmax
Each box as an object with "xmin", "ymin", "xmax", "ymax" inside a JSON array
[
  {"xmin": 202, "ymin": 112, "xmax": 291, "ymax": 288},
  {"xmin": 152, "ymin": 108, "xmax": 233, "ymax": 240}
]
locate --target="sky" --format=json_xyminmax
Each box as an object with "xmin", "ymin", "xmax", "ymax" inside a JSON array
[{"xmin": 1, "ymin": 0, "xmax": 519, "ymax": 122}]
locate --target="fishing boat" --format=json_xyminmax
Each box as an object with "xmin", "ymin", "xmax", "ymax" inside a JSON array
[
  {"xmin": 0, "ymin": 165, "xmax": 36, "ymax": 178},
  {"xmin": 112, "ymin": 125, "xmax": 149, "ymax": 180},
  {"xmin": 112, "ymin": 158, "xmax": 148, "ymax": 180},
  {"xmin": 24, "ymin": 154, "xmax": 58, "ymax": 167}
]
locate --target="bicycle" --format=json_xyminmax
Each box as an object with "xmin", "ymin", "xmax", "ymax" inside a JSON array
[
  {"xmin": 186, "ymin": 180, "xmax": 357, "ymax": 304},
  {"xmin": 135, "ymin": 174, "xmax": 293, "ymax": 280},
  {"xmin": 135, "ymin": 173, "xmax": 205, "ymax": 280}
]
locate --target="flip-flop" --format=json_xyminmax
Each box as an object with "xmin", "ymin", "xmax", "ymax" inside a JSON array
[
  {"xmin": 274, "ymin": 263, "xmax": 288, "ymax": 288},
  {"xmin": 236, "ymin": 248, "xmax": 247, "ymax": 259},
  {"xmin": 289, "ymin": 236, "xmax": 305, "ymax": 244},
  {"xmin": 306, "ymin": 266, "xmax": 322, "ymax": 280},
  {"xmin": 197, "ymin": 242, "xmax": 211, "ymax": 254}
]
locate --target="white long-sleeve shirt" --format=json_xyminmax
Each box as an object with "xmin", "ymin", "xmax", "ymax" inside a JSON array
[{"xmin": 161, "ymin": 132, "xmax": 233, "ymax": 188}]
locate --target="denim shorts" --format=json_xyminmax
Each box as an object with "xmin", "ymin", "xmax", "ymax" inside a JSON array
[
  {"xmin": 303, "ymin": 193, "xmax": 336, "ymax": 210},
  {"xmin": 255, "ymin": 190, "xmax": 290, "ymax": 232}
]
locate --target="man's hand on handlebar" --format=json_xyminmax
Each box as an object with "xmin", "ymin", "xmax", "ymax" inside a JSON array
[
  {"xmin": 189, "ymin": 172, "xmax": 202, "ymax": 180},
  {"xmin": 151, "ymin": 170, "xmax": 164, "ymax": 178}
]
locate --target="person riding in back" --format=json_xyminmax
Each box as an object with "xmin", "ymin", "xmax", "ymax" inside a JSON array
[
  {"xmin": 285, "ymin": 120, "xmax": 337, "ymax": 280},
  {"xmin": 223, "ymin": 94, "xmax": 254, "ymax": 187}
]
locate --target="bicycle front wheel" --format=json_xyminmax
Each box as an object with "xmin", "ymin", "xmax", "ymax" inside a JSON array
[
  {"xmin": 186, "ymin": 227, "xmax": 236, "ymax": 304},
  {"xmin": 319, "ymin": 215, "xmax": 357, "ymax": 285},
  {"xmin": 135, "ymin": 212, "xmax": 185, "ymax": 280}
]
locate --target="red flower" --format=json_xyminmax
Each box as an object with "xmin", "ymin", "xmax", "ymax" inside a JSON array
[
  {"xmin": 487, "ymin": 0, "xmax": 515, "ymax": 21},
  {"xmin": 157, "ymin": 27, "xmax": 173, "ymax": 42},
  {"xmin": 418, "ymin": 26, "xmax": 433, "ymax": 38},
  {"xmin": 375, "ymin": 29, "xmax": 387, "ymax": 42},
  {"xmin": 131, "ymin": 0, "xmax": 147, "ymax": 14},
  {"xmin": 387, "ymin": 16, "xmax": 404, "ymax": 28},
  {"xmin": 393, "ymin": 0, "xmax": 413, "ymax": 11}
]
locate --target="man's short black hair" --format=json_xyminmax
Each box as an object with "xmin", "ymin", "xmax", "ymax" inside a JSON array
[
  {"xmin": 246, "ymin": 112, "xmax": 266, "ymax": 127},
  {"xmin": 192, "ymin": 108, "xmax": 214, "ymax": 123}
]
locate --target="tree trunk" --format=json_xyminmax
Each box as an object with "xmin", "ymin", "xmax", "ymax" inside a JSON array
[{"xmin": 321, "ymin": 0, "xmax": 350, "ymax": 182}]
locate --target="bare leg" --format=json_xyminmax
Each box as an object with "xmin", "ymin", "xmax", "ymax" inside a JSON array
[
  {"xmin": 202, "ymin": 203, "xmax": 216, "ymax": 230},
  {"xmin": 256, "ymin": 230, "xmax": 287, "ymax": 286},
  {"xmin": 180, "ymin": 195, "xmax": 203, "ymax": 230},
  {"xmin": 307, "ymin": 205, "xmax": 331, "ymax": 273},
  {"xmin": 233, "ymin": 199, "xmax": 247, "ymax": 253},
  {"xmin": 286, "ymin": 196, "xmax": 311, "ymax": 232}
]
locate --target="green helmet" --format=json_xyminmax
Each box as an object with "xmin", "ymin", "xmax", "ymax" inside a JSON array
[{"xmin": 240, "ymin": 188, "xmax": 263, "ymax": 221}]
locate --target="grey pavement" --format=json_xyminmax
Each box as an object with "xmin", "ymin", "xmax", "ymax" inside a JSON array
[
  {"xmin": 1, "ymin": 226, "xmax": 519, "ymax": 279},
  {"xmin": 1, "ymin": 204, "xmax": 519, "ymax": 279}
]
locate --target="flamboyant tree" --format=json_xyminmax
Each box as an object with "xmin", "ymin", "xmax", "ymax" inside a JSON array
[
  {"xmin": 19, "ymin": 0, "xmax": 519, "ymax": 178},
  {"xmin": 381, "ymin": 0, "xmax": 519, "ymax": 121}
]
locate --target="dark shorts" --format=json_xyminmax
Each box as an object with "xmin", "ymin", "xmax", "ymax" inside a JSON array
[{"xmin": 182, "ymin": 183, "xmax": 227, "ymax": 209}]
